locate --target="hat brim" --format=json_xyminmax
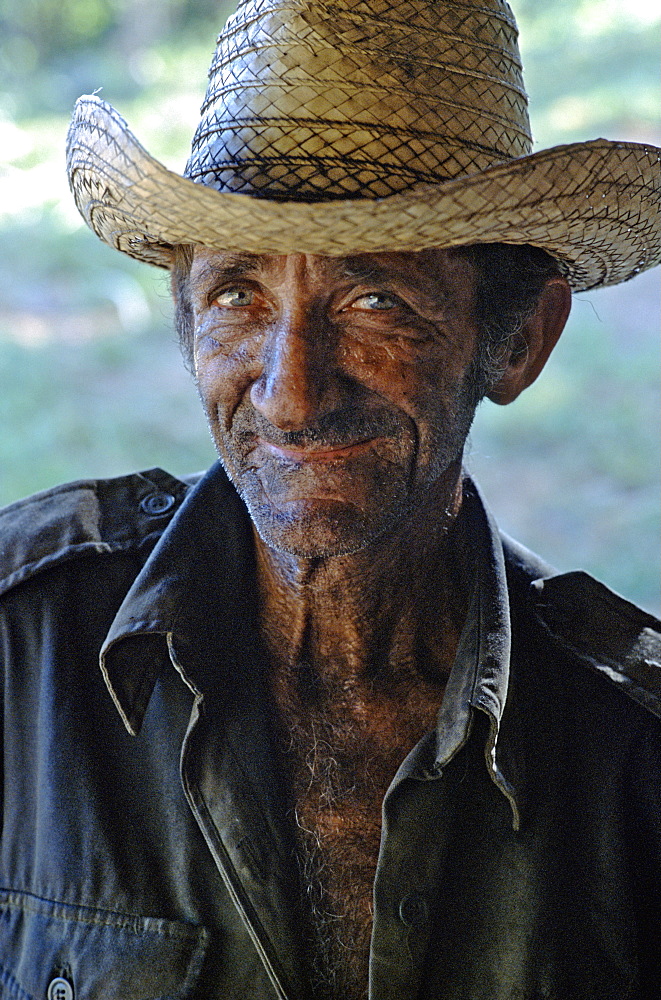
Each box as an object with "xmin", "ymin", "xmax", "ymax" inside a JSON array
[{"xmin": 67, "ymin": 95, "xmax": 661, "ymax": 292}]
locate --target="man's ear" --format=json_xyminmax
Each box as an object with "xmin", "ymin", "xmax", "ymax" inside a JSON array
[{"xmin": 486, "ymin": 277, "xmax": 572, "ymax": 405}]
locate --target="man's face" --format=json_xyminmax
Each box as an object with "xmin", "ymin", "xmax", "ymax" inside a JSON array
[{"xmin": 189, "ymin": 249, "xmax": 483, "ymax": 557}]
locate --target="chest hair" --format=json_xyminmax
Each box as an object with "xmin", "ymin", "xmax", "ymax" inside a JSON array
[{"xmin": 272, "ymin": 659, "xmax": 446, "ymax": 1000}]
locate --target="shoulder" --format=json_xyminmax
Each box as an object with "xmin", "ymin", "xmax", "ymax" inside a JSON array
[
  {"xmin": 501, "ymin": 533, "xmax": 661, "ymax": 721},
  {"xmin": 0, "ymin": 468, "xmax": 202, "ymax": 599}
]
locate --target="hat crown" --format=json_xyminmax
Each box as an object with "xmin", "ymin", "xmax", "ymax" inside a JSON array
[{"xmin": 185, "ymin": 0, "xmax": 532, "ymax": 200}]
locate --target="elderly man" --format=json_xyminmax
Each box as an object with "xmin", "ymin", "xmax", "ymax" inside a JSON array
[{"xmin": 1, "ymin": 1, "xmax": 660, "ymax": 998}]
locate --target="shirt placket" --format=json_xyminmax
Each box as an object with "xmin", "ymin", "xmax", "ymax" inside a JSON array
[
  {"xmin": 170, "ymin": 636, "xmax": 306, "ymax": 1000},
  {"xmin": 370, "ymin": 770, "xmax": 451, "ymax": 1000}
]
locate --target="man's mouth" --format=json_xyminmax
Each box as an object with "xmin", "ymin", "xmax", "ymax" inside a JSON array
[
  {"xmin": 231, "ymin": 402, "xmax": 407, "ymax": 473},
  {"xmin": 257, "ymin": 437, "xmax": 377, "ymax": 462}
]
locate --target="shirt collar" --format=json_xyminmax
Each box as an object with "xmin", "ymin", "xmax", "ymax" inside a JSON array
[
  {"xmin": 101, "ymin": 465, "xmax": 520, "ymax": 822},
  {"xmin": 447, "ymin": 477, "xmax": 520, "ymax": 827},
  {"xmin": 100, "ymin": 462, "xmax": 257, "ymax": 733},
  {"xmin": 388, "ymin": 477, "xmax": 519, "ymax": 826}
]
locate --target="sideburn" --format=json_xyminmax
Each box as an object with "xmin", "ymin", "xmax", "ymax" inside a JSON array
[{"xmin": 170, "ymin": 244, "xmax": 196, "ymax": 372}]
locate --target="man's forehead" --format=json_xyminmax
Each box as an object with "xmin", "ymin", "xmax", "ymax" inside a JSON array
[{"xmin": 189, "ymin": 246, "xmax": 474, "ymax": 292}]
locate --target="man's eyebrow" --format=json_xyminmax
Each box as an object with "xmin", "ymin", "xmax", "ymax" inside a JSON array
[
  {"xmin": 340, "ymin": 257, "xmax": 446, "ymax": 306},
  {"xmin": 340, "ymin": 257, "xmax": 437, "ymax": 297},
  {"xmin": 195, "ymin": 252, "xmax": 269, "ymax": 285},
  {"xmin": 340, "ymin": 259, "xmax": 400, "ymax": 286}
]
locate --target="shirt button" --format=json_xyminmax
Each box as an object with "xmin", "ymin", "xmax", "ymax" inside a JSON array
[
  {"xmin": 399, "ymin": 890, "xmax": 429, "ymax": 929},
  {"xmin": 140, "ymin": 491, "xmax": 176, "ymax": 516},
  {"xmin": 47, "ymin": 979, "xmax": 74, "ymax": 1000}
]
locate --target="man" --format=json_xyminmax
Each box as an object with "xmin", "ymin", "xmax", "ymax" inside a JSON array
[{"xmin": 1, "ymin": 1, "xmax": 660, "ymax": 998}]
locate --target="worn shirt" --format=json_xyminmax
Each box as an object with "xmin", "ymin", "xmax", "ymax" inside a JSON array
[{"xmin": 0, "ymin": 462, "xmax": 660, "ymax": 999}]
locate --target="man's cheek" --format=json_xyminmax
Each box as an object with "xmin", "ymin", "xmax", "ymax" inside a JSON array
[
  {"xmin": 350, "ymin": 352, "xmax": 429, "ymax": 400},
  {"xmin": 409, "ymin": 386, "xmax": 474, "ymax": 462},
  {"xmin": 195, "ymin": 358, "xmax": 253, "ymax": 429}
]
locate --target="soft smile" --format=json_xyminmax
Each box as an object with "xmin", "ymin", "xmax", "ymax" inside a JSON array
[{"xmin": 257, "ymin": 437, "xmax": 378, "ymax": 462}]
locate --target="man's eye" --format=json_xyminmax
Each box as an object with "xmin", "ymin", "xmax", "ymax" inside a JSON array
[
  {"xmin": 213, "ymin": 287, "xmax": 254, "ymax": 307},
  {"xmin": 351, "ymin": 292, "xmax": 399, "ymax": 311}
]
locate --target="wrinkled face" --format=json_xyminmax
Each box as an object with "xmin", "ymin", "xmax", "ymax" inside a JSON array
[{"xmin": 189, "ymin": 249, "xmax": 483, "ymax": 557}]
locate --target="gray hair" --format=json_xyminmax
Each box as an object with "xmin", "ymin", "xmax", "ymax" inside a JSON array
[{"xmin": 451, "ymin": 243, "xmax": 563, "ymax": 402}]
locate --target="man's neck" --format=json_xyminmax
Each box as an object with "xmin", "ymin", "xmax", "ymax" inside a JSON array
[{"xmin": 253, "ymin": 467, "xmax": 469, "ymax": 687}]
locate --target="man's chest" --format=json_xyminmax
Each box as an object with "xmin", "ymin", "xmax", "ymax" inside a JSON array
[{"xmin": 271, "ymin": 662, "xmax": 446, "ymax": 998}]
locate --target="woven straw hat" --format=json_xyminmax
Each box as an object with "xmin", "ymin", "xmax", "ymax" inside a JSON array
[{"xmin": 66, "ymin": 0, "xmax": 661, "ymax": 291}]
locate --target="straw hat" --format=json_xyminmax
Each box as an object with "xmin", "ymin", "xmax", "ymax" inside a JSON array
[{"xmin": 66, "ymin": 0, "xmax": 661, "ymax": 291}]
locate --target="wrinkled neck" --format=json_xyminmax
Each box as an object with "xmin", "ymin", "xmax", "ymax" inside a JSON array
[{"xmin": 254, "ymin": 473, "xmax": 469, "ymax": 685}]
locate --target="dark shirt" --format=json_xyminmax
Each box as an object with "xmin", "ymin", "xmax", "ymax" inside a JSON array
[{"xmin": 0, "ymin": 463, "xmax": 660, "ymax": 999}]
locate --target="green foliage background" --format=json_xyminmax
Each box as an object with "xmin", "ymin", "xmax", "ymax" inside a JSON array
[{"xmin": 0, "ymin": 0, "xmax": 659, "ymax": 612}]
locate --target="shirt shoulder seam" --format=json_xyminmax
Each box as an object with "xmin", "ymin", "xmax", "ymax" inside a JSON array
[
  {"xmin": 529, "ymin": 569, "xmax": 661, "ymax": 720},
  {"xmin": 0, "ymin": 468, "xmax": 191, "ymax": 599}
]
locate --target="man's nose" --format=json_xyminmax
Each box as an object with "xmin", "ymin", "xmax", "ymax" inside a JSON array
[{"xmin": 250, "ymin": 312, "xmax": 342, "ymax": 430}]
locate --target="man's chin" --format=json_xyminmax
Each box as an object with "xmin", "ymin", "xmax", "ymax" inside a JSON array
[{"xmin": 245, "ymin": 496, "xmax": 403, "ymax": 560}]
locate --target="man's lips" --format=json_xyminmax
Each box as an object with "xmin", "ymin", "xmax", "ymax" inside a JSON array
[{"xmin": 256, "ymin": 436, "xmax": 378, "ymax": 462}]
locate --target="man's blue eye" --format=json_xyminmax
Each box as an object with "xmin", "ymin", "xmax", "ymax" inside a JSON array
[
  {"xmin": 215, "ymin": 287, "xmax": 254, "ymax": 307},
  {"xmin": 354, "ymin": 292, "xmax": 398, "ymax": 310}
]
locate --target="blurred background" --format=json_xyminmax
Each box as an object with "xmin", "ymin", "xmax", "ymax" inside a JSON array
[{"xmin": 0, "ymin": 0, "xmax": 659, "ymax": 612}]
